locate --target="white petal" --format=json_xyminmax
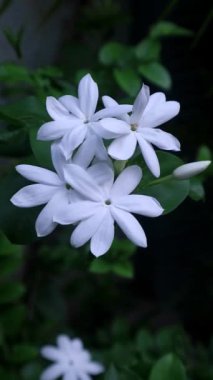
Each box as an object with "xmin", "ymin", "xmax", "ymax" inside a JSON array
[
  {"xmin": 92, "ymin": 105, "xmax": 132, "ymax": 121},
  {"xmin": 108, "ymin": 133, "xmax": 137, "ymax": 160},
  {"xmin": 91, "ymin": 211, "xmax": 114, "ymax": 257},
  {"xmin": 72, "ymin": 135, "xmax": 97, "ymax": 168},
  {"xmin": 71, "ymin": 339, "xmax": 83, "ymax": 351},
  {"xmin": 102, "ymin": 96, "xmax": 130, "ymax": 122},
  {"xmin": 78, "ymin": 74, "xmax": 98, "ymax": 119},
  {"xmin": 173, "ymin": 161, "xmax": 211, "ymax": 180},
  {"xmin": 100, "ymin": 118, "xmax": 130, "ymax": 139},
  {"xmin": 136, "ymin": 134, "xmax": 160, "ymax": 177},
  {"xmin": 63, "ymin": 164, "xmax": 103, "ymax": 201},
  {"xmin": 54, "ymin": 201, "xmax": 100, "ymax": 225},
  {"xmin": 40, "ymin": 364, "xmax": 66, "ymax": 380},
  {"xmin": 84, "ymin": 362, "xmax": 104, "ymax": 375},
  {"xmin": 140, "ymin": 96, "xmax": 180, "ymax": 128},
  {"xmin": 110, "ymin": 207, "xmax": 147, "ymax": 247},
  {"xmin": 70, "ymin": 208, "xmax": 106, "ymax": 248},
  {"xmin": 94, "ymin": 136, "xmax": 109, "ymax": 162},
  {"xmin": 37, "ymin": 120, "xmax": 77, "ymax": 141},
  {"xmin": 41, "ymin": 346, "xmax": 66, "ymax": 361},
  {"xmin": 63, "ymin": 370, "xmax": 78, "ymax": 380},
  {"xmin": 114, "ymin": 195, "xmax": 163, "ymax": 216},
  {"xmin": 140, "ymin": 128, "xmax": 181, "ymax": 151},
  {"xmin": 10, "ymin": 184, "xmax": 57, "ymax": 207},
  {"xmin": 59, "ymin": 95, "xmax": 85, "ymax": 119},
  {"xmin": 16, "ymin": 165, "xmax": 62, "ymax": 186},
  {"xmin": 60, "ymin": 126, "xmax": 87, "ymax": 159},
  {"xmin": 111, "ymin": 165, "xmax": 142, "ymax": 199},
  {"xmin": 35, "ymin": 189, "xmax": 67, "ymax": 237},
  {"xmin": 87, "ymin": 163, "xmax": 114, "ymax": 198},
  {"xmin": 130, "ymin": 84, "xmax": 150, "ymax": 124},
  {"xmin": 46, "ymin": 96, "xmax": 70, "ymax": 120},
  {"xmin": 51, "ymin": 142, "xmax": 67, "ymax": 181},
  {"xmin": 57, "ymin": 335, "xmax": 73, "ymax": 356}
]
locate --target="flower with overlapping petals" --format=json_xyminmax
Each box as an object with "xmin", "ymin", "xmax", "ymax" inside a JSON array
[
  {"xmin": 37, "ymin": 74, "xmax": 132, "ymax": 160},
  {"xmin": 100, "ymin": 84, "xmax": 180, "ymax": 177},
  {"xmin": 40, "ymin": 335, "xmax": 104, "ymax": 380},
  {"xmin": 10, "ymin": 143, "xmax": 93, "ymax": 237},
  {"xmin": 54, "ymin": 163, "xmax": 163, "ymax": 257}
]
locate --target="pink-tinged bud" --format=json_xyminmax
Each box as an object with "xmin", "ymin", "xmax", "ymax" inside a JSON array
[{"xmin": 173, "ymin": 161, "xmax": 211, "ymax": 180}]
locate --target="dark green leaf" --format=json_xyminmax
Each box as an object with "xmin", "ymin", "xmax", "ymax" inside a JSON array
[
  {"xmin": 0, "ymin": 282, "xmax": 25, "ymax": 304},
  {"xmin": 136, "ymin": 329, "xmax": 153, "ymax": 355},
  {"xmin": 99, "ymin": 42, "xmax": 128, "ymax": 65},
  {"xmin": 113, "ymin": 68, "xmax": 141, "ymax": 96},
  {"xmin": 0, "ymin": 63, "xmax": 31, "ymax": 84},
  {"xmin": 135, "ymin": 39, "xmax": 161, "ymax": 61},
  {"xmin": 29, "ymin": 128, "xmax": 52, "ymax": 169},
  {"xmin": 0, "ymin": 0, "xmax": 12, "ymax": 16},
  {"xmin": 0, "ymin": 305, "xmax": 26, "ymax": 335},
  {"xmin": 90, "ymin": 259, "xmax": 111, "ymax": 274},
  {"xmin": 112, "ymin": 261, "xmax": 133, "ymax": 278},
  {"xmin": 138, "ymin": 62, "xmax": 171, "ymax": 89},
  {"xmin": 197, "ymin": 145, "xmax": 212, "ymax": 161},
  {"xmin": 150, "ymin": 21, "xmax": 193, "ymax": 38},
  {"xmin": 11, "ymin": 344, "xmax": 38, "ymax": 363},
  {"xmin": 149, "ymin": 353, "xmax": 187, "ymax": 380},
  {"xmin": 105, "ymin": 365, "xmax": 119, "ymax": 380},
  {"xmin": 189, "ymin": 178, "xmax": 205, "ymax": 201}
]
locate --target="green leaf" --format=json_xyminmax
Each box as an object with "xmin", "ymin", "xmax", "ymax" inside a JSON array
[
  {"xmin": 99, "ymin": 42, "xmax": 128, "ymax": 65},
  {"xmin": 0, "ymin": 282, "xmax": 25, "ymax": 304},
  {"xmin": 197, "ymin": 145, "xmax": 212, "ymax": 161},
  {"xmin": 11, "ymin": 344, "xmax": 38, "ymax": 363},
  {"xmin": 135, "ymin": 38, "xmax": 161, "ymax": 61},
  {"xmin": 138, "ymin": 62, "xmax": 171, "ymax": 89},
  {"xmin": 0, "ymin": 255, "xmax": 22, "ymax": 276},
  {"xmin": 149, "ymin": 353, "xmax": 187, "ymax": 380},
  {"xmin": 136, "ymin": 329, "xmax": 153, "ymax": 355},
  {"xmin": 150, "ymin": 21, "xmax": 193, "ymax": 38},
  {"xmin": 3, "ymin": 25, "xmax": 24, "ymax": 58},
  {"xmin": 90, "ymin": 259, "xmax": 112, "ymax": 274},
  {"xmin": 29, "ymin": 128, "xmax": 52, "ymax": 169},
  {"xmin": 189, "ymin": 178, "xmax": 205, "ymax": 201},
  {"xmin": 140, "ymin": 152, "xmax": 190, "ymax": 214},
  {"xmin": 105, "ymin": 365, "xmax": 119, "ymax": 380},
  {"xmin": 0, "ymin": 232, "xmax": 22, "ymax": 255},
  {"xmin": 113, "ymin": 68, "xmax": 141, "ymax": 96},
  {"xmin": 0, "ymin": 305, "xmax": 26, "ymax": 335},
  {"xmin": 0, "ymin": 63, "xmax": 31, "ymax": 84},
  {"xmin": 112, "ymin": 261, "xmax": 133, "ymax": 278}
]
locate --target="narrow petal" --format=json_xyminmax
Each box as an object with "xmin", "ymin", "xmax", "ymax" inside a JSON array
[
  {"xmin": 108, "ymin": 133, "xmax": 137, "ymax": 160},
  {"xmin": 87, "ymin": 163, "xmax": 114, "ymax": 198},
  {"xmin": 130, "ymin": 84, "xmax": 150, "ymax": 124},
  {"xmin": 16, "ymin": 165, "xmax": 62, "ymax": 186},
  {"xmin": 63, "ymin": 164, "xmax": 103, "ymax": 201},
  {"xmin": 59, "ymin": 95, "xmax": 85, "ymax": 119},
  {"xmin": 92, "ymin": 105, "xmax": 132, "ymax": 121},
  {"xmin": 35, "ymin": 189, "xmax": 67, "ymax": 237},
  {"xmin": 102, "ymin": 96, "xmax": 130, "ymax": 122},
  {"xmin": 63, "ymin": 370, "xmax": 78, "ymax": 380},
  {"xmin": 60, "ymin": 125, "xmax": 87, "ymax": 159},
  {"xmin": 78, "ymin": 74, "xmax": 98, "ymax": 119},
  {"xmin": 91, "ymin": 212, "xmax": 114, "ymax": 257},
  {"xmin": 94, "ymin": 136, "xmax": 109, "ymax": 162},
  {"xmin": 37, "ymin": 120, "xmax": 76, "ymax": 141},
  {"xmin": 40, "ymin": 364, "xmax": 66, "ymax": 380},
  {"xmin": 46, "ymin": 96, "xmax": 69, "ymax": 120},
  {"xmin": 140, "ymin": 98, "xmax": 180, "ymax": 128},
  {"xmin": 72, "ymin": 135, "xmax": 96, "ymax": 168},
  {"xmin": 111, "ymin": 165, "xmax": 142, "ymax": 199},
  {"xmin": 51, "ymin": 142, "xmax": 67, "ymax": 181},
  {"xmin": 41, "ymin": 346, "xmax": 66, "ymax": 362},
  {"xmin": 110, "ymin": 207, "xmax": 147, "ymax": 247},
  {"xmin": 114, "ymin": 195, "xmax": 163, "ymax": 216},
  {"xmin": 100, "ymin": 118, "xmax": 130, "ymax": 139},
  {"xmin": 10, "ymin": 184, "xmax": 57, "ymax": 207},
  {"xmin": 71, "ymin": 339, "xmax": 83, "ymax": 351},
  {"xmin": 140, "ymin": 128, "xmax": 180, "ymax": 151},
  {"xmin": 70, "ymin": 208, "xmax": 106, "ymax": 248},
  {"xmin": 54, "ymin": 201, "xmax": 100, "ymax": 225},
  {"xmin": 57, "ymin": 335, "xmax": 73, "ymax": 356},
  {"xmin": 84, "ymin": 362, "xmax": 104, "ymax": 375},
  {"xmin": 136, "ymin": 134, "xmax": 160, "ymax": 177}
]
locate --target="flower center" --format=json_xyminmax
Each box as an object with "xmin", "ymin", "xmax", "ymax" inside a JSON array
[
  {"xmin": 131, "ymin": 123, "xmax": 138, "ymax": 131},
  {"xmin": 66, "ymin": 183, "xmax": 72, "ymax": 190},
  {"xmin": 105, "ymin": 199, "xmax": 111, "ymax": 205}
]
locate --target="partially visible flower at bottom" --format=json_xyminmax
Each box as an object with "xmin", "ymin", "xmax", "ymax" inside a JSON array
[{"xmin": 40, "ymin": 335, "xmax": 104, "ymax": 380}]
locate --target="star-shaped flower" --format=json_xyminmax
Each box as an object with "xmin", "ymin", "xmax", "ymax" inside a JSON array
[
  {"xmin": 37, "ymin": 74, "xmax": 132, "ymax": 160},
  {"xmin": 40, "ymin": 335, "xmax": 104, "ymax": 380},
  {"xmin": 10, "ymin": 143, "xmax": 93, "ymax": 237},
  {"xmin": 54, "ymin": 163, "xmax": 163, "ymax": 257},
  {"xmin": 100, "ymin": 84, "xmax": 180, "ymax": 177}
]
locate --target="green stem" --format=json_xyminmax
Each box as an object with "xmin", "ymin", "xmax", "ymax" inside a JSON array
[{"xmin": 146, "ymin": 174, "xmax": 173, "ymax": 187}]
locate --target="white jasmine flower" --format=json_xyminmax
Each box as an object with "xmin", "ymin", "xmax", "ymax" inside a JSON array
[
  {"xmin": 173, "ymin": 161, "xmax": 211, "ymax": 180},
  {"xmin": 10, "ymin": 143, "xmax": 92, "ymax": 237},
  {"xmin": 37, "ymin": 73, "xmax": 132, "ymax": 159},
  {"xmin": 40, "ymin": 334, "xmax": 104, "ymax": 380},
  {"xmin": 54, "ymin": 163, "xmax": 163, "ymax": 257},
  {"xmin": 100, "ymin": 84, "xmax": 180, "ymax": 177}
]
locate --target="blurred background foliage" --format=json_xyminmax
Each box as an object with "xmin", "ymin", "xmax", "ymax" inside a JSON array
[{"xmin": 0, "ymin": 0, "xmax": 212, "ymax": 379}]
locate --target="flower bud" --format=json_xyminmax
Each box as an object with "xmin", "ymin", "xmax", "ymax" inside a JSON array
[{"xmin": 173, "ymin": 161, "xmax": 211, "ymax": 180}]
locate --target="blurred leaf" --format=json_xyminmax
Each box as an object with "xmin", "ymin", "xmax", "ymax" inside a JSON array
[
  {"xmin": 105, "ymin": 364, "xmax": 119, "ymax": 380},
  {"xmin": 0, "ymin": 63, "xmax": 31, "ymax": 84},
  {"xmin": 0, "ymin": 0, "xmax": 12, "ymax": 16},
  {"xmin": 3, "ymin": 26, "xmax": 24, "ymax": 58},
  {"xmin": 113, "ymin": 68, "xmax": 141, "ymax": 96},
  {"xmin": 136, "ymin": 329, "xmax": 153, "ymax": 355},
  {"xmin": 29, "ymin": 128, "xmax": 52, "ymax": 169},
  {"xmin": 189, "ymin": 178, "xmax": 205, "ymax": 201},
  {"xmin": 140, "ymin": 152, "xmax": 190, "ymax": 214},
  {"xmin": 11, "ymin": 344, "xmax": 38, "ymax": 363},
  {"xmin": 197, "ymin": 145, "xmax": 212, "ymax": 161},
  {"xmin": 121, "ymin": 369, "xmax": 142, "ymax": 380},
  {"xmin": 135, "ymin": 39, "xmax": 161, "ymax": 61},
  {"xmin": 90, "ymin": 259, "xmax": 111, "ymax": 274},
  {"xmin": 138, "ymin": 62, "xmax": 171, "ymax": 89},
  {"xmin": 0, "ymin": 305, "xmax": 26, "ymax": 335},
  {"xmin": 150, "ymin": 21, "xmax": 193, "ymax": 38},
  {"xmin": 112, "ymin": 261, "xmax": 133, "ymax": 278},
  {"xmin": 0, "ymin": 232, "xmax": 22, "ymax": 255},
  {"xmin": 99, "ymin": 42, "xmax": 128, "ymax": 65},
  {"xmin": 0, "ymin": 255, "xmax": 22, "ymax": 276},
  {"xmin": 0, "ymin": 282, "xmax": 25, "ymax": 304},
  {"xmin": 0, "ymin": 129, "xmax": 22, "ymax": 142},
  {"xmin": 149, "ymin": 353, "xmax": 187, "ymax": 380}
]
